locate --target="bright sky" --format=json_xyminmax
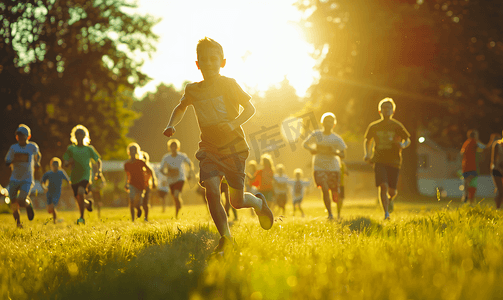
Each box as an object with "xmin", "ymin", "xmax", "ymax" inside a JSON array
[{"xmin": 133, "ymin": 0, "xmax": 317, "ymax": 98}]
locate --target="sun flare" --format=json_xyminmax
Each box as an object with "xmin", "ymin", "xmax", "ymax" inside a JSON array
[{"xmin": 134, "ymin": 0, "xmax": 317, "ymax": 98}]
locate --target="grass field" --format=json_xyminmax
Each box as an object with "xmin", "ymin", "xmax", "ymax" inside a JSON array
[{"xmin": 1, "ymin": 194, "xmax": 503, "ymax": 300}]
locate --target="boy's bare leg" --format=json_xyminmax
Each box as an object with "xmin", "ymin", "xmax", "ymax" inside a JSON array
[
  {"xmin": 228, "ymin": 188, "xmax": 262, "ymax": 211},
  {"xmin": 379, "ymin": 183, "xmax": 389, "ymax": 217},
  {"xmin": 76, "ymin": 187, "xmax": 86, "ymax": 219},
  {"xmin": 172, "ymin": 190, "xmax": 182, "ymax": 218},
  {"xmin": 463, "ymin": 176, "xmax": 473, "ymax": 201},
  {"xmin": 493, "ymin": 177, "xmax": 503, "ymax": 208},
  {"xmin": 320, "ymin": 184, "xmax": 333, "ymax": 219},
  {"xmin": 204, "ymin": 176, "xmax": 231, "ymax": 238},
  {"xmin": 333, "ymin": 189, "xmax": 342, "ymax": 219},
  {"xmin": 47, "ymin": 204, "xmax": 56, "ymax": 223},
  {"xmin": 130, "ymin": 193, "xmax": 140, "ymax": 222},
  {"xmin": 143, "ymin": 199, "xmax": 149, "ymax": 221},
  {"xmin": 11, "ymin": 202, "xmax": 21, "ymax": 226}
]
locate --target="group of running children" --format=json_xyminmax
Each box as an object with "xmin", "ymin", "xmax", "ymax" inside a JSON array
[{"xmin": 6, "ymin": 37, "xmax": 501, "ymax": 254}]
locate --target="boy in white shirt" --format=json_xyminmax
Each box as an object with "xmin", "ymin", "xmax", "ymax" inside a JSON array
[
  {"xmin": 292, "ymin": 168, "xmax": 311, "ymax": 217},
  {"xmin": 160, "ymin": 139, "xmax": 194, "ymax": 219},
  {"xmin": 273, "ymin": 164, "xmax": 291, "ymax": 214},
  {"xmin": 303, "ymin": 113, "xmax": 347, "ymax": 220}
]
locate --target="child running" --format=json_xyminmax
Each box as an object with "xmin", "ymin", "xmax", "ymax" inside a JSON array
[
  {"xmin": 124, "ymin": 143, "xmax": 153, "ymax": 222},
  {"xmin": 491, "ymin": 131, "xmax": 503, "ymax": 209},
  {"xmin": 141, "ymin": 151, "xmax": 157, "ymax": 221},
  {"xmin": 5, "ymin": 124, "xmax": 41, "ymax": 228},
  {"xmin": 460, "ymin": 129, "xmax": 486, "ymax": 204},
  {"xmin": 63, "ymin": 125, "xmax": 102, "ymax": 225},
  {"xmin": 252, "ymin": 154, "xmax": 276, "ymax": 208},
  {"xmin": 160, "ymin": 139, "xmax": 194, "ymax": 219},
  {"xmin": 273, "ymin": 164, "xmax": 291, "ymax": 215},
  {"xmin": 364, "ymin": 98, "xmax": 410, "ymax": 220},
  {"xmin": 303, "ymin": 112, "xmax": 347, "ymax": 220},
  {"xmin": 292, "ymin": 168, "xmax": 311, "ymax": 217},
  {"xmin": 163, "ymin": 37, "xmax": 274, "ymax": 254},
  {"xmin": 90, "ymin": 163, "xmax": 106, "ymax": 218},
  {"xmin": 41, "ymin": 157, "xmax": 70, "ymax": 223}
]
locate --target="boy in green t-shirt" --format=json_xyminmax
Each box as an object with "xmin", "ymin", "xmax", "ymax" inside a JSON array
[
  {"xmin": 163, "ymin": 37, "xmax": 273, "ymax": 254},
  {"xmin": 364, "ymin": 98, "xmax": 410, "ymax": 220},
  {"xmin": 63, "ymin": 125, "xmax": 102, "ymax": 225}
]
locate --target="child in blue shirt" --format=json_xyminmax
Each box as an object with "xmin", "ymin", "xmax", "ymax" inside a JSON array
[
  {"xmin": 42, "ymin": 157, "xmax": 70, "ymax": 223},
  {"xmin": 5, "ymin": 124, "xmax": 41, "ymax": 228}
]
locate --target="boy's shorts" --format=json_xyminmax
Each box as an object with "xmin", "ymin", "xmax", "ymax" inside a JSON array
[
  {"xmin": 169, "ymin": 181, "xmax": 185, "ymax": 194},
  {"xmin": 462, "ymin": 171, "xmax": 478, "ymax": 179},
  {"xmin": 314, "ymin": 170, "xmax": 339, "ymax": 191},
  {"xmin": 47, "ymin": 192, "xmax": 61, "ymax": 206},
  {"xmin": 276, "ymin": 193, "xmax": 287, "ymax": 208},
  {"xmin": 8, "ymin": 179, "xmax": 34, "ymax": 199},
  {"xmin": 128, "ymin": 185, "xmax": 144, "ymax": 202},
  {"xmin": 71, "ymin": 180, "xmax": 90, "ymax": 197},
  {"xmin": 374, "ymin": 163, "xmax": 399, "ymax": 189},
  {"xmin": 196, "ymin": 149, "xmax": 248, "ymax": 190}
]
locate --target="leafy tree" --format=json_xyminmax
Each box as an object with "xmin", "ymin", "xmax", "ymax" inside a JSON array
[
  {"xmin": 295, "ymin": 0, "xmax": 503, "ymax": 193},
  {"xmin": 0, "ymin": 0, "xmax": 158, "ymax": 183}
]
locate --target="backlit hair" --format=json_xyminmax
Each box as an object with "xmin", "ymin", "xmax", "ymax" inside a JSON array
[
  {"xmin": 142, "ymin": 151, "xmax": 150, "ymax": 163},
  {"xmin": 378, "ymin": 97, "xmax": 396, "ymax": 112},
  {"xmin": 167, "ymin": 139, "xmax": 180, "ymax": 150},
  {"xmin": 294, "ymin": 168, "xmax": 303, "ymax": 177},
  {"xmin": 321, "ymin": 112, "xmax": 336, "ymax": 125},
  {"xmin": 197, "ymin": 37, "xmax": 224, "ymax": 60},
  {"xmin": 50, "ymin": 157, "xmax": 61, "ymax": 166},
  {"xmin": 276, "ymin": 164, "xmax": 285, "ymax": 172},
  {"xmin": 70, "ymin": 124, "xmax": 91, "ymax": 146},
  {"xmin": 127, "ymin": 142, "xmax": 142, "ymax": 159}
]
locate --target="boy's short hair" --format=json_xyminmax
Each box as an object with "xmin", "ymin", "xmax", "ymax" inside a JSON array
[
  {"xmin": 197, "ymin": 37, "xmax": 224, "ymax": 60},
  {"xmin": 378, "ymin": 97, "xmax": 396, "ymax": 112},
  {"xmin": 247, "ymin": 160, "xmax": 257, "ymax": 167},
  {"xmin": 321, "ymin": 112, "xmax": 336, "ymax": 125},
  {"xmin": 467, "ymin": 129, "xmax": 478, "ymax": 138},
  {"xmin": 276, "ymin": 164, "xmax": 285, "ymax": 172},
  {"xmin": 70, "ymin": 124, "xmax": 91, "ymax": 145},
  {"xmin": 294, "ymin": 168, "xmax": 303, "ymax": 177},
  {"xmin": 167, "ymin": 139, "xmax": 181, "ymax": 150},
  {"xmin": 50, "ymin": 157, "xmax": 61, "ymax": 166},
  {"xmin": 16, "ymin": 124, "xmax": 31, "ymax": 137},
  {"xmin": 127, "ymin": 142, "xmax": 142, "ymax": 159}
]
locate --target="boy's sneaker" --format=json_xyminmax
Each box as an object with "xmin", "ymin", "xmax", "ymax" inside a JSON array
[
  {"xmin": 17, "ymin": 223, "xmax": 23, "ymax": 229},
  {"xmin": 85, "ymin": 199, "xmax": 93, "ymax": 212},
  {"xmin": 77, "ymin": 218, "xmax": 85, "ymax": 225},
  {"xmin": 389, "ymin": 200, "xmax": 394, "ymax": 213},
  {"xmin": 254, "ymin": 193, "xmax": 274, "ymax": 230},
  {"xmin": 26, "ymin": 198, "xmax": 35, "ymax": 221},
  {"xmin": 384, "ymin": 212, "xmax": 390, "ymax": 220}
]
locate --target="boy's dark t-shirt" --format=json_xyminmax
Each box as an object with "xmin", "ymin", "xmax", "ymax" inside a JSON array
[
  {"xmin": 364, "ymin": 118, "xmax": 410, "ymax": 169},
  {"xmin": 179, "ymin": 76, "xmax": 251, "ymax": 155}
]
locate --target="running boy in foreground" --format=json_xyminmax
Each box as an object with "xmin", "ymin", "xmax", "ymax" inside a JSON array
[{"xmin": 163, "ymin": 37, "xmax": 273, "ymax": 253}]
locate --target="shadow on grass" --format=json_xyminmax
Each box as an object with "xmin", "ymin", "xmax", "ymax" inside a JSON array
[
  {"xmin": 341, "ymin": 216, "xmax": 383, "ymax": 234},
  {"xmin": 51, "ymin": 227, "xmax": 218, "ymax": 300}
]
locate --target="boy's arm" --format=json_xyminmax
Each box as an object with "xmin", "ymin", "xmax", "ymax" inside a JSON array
[
  {"xmin": 35, "ymin": 147, "xmax": 42, "ymax": 169},
  {"xmin": 163, "ymin": 102, "xmax": 190, "ymax": 137},
  {"xmin": 146, "ymin": 164, "xmax": 158, "ymax": 188},
  {"xmin": 217, "ymin": 101, "xmax": 256, "ymax": 133},
  {"xmin": 95, "ymin": 159, "xmax": 103, "ymax": 179},
  {"xmin": 400, "ymin": 137, "xmax": 411, "ymax": 149},
  {"xmin": 5, "ymin": 147, "xmax": 13, "ymax": 166},
  {"xmin": 363, "ymin": 138, "xmax": 373, "ymax": 163},
  {"xmin": 302, "ymin": 133, "xmax": 317, "ymax": 154}
]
